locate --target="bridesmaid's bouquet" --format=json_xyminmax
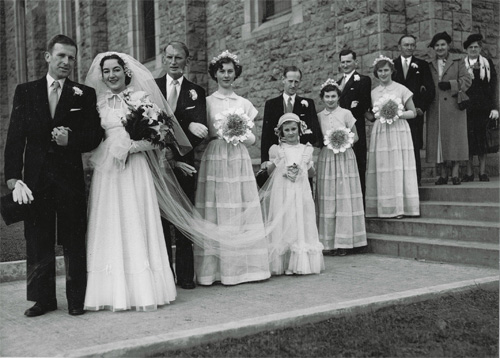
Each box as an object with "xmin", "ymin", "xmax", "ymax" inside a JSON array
[
  {"xmin": 283, "ymin": 163, "xmax": 301, "ymax": 182},
  {"xmin": 214, "ymin": 108, "xmax": 254, "ymax": 146},
  {"xmin": 121, "ymin": 91, "xmax": 177, "ymax": 149},
  {"xmin": 324, "ymin": 127, "xmax": 355, "ymax": 154},
  {"xmin": 372, "ymin": 94, "xmax": 404, "ymax": 124}
]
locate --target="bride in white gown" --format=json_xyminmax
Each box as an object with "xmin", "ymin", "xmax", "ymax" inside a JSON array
[{"xmin": 83, "ymin": 53, "xmax": 193, "ymax": 311}]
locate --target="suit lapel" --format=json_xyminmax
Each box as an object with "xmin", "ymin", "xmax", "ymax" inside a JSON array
[
  {"xmin": 441, "ymin": 56, "xmax": 454, "ymax": 78},
  {"xmin": 157, "ymin": 76, "xmax": 167, "ymax": 99},
  {"xmin": 341, "ymin": 73, "xmax": 355, "ymax": 98},
  {"xmin": 53, "ymin": 79, "xmax": 73, "ymax": 124},
  {"xmin": 34, "ymin": 77, "xmax": 52, "ymax": 122},
  {"xmin": 293, "ymin": 95, "xmax": 302, "ymax": 113},
  {"xmin": 177, "ymin": 78, "xmax": 190, "ymax": 111}
]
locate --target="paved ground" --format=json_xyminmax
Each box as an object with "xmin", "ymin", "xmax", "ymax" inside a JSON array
[{"xmin": 0, "ymin": 254, "xmax": 497, "ymax": 357}]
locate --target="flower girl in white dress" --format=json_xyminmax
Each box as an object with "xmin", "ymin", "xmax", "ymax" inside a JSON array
[{"xmin": 260, "ymin": 113, "xmax": 324, "ymax": 275}]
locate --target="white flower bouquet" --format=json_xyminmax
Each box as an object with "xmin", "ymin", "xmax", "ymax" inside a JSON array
[
  {"xmin": 372, "ymin": 94, "xmax": 404, "ymax": 124},
  {"xmin": 324, "ymin": 127, "xmax": 355, "ymax": 154},
  {"xmin": 213, "ymin": 108, "xmax": 254, "ymax": 146}
]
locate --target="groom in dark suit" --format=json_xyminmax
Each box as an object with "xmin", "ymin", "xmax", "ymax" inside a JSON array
[
  {"xmin": 392, "ymin": 35, "xmax": 435, "ymax": 185},
  {"xmin": 155, "ymin": 41, "xmax": 207, "ymax": 289},
  {"xmin": 4, "ymin": 34, "xmax": 103, "ymax": 316},
  {"xmin": 338, "ymin": 50, "xmax": 372, "ymax": 199},
  {"xmin": 261, "ymin": 66, "xmax": 320, "ymax": 163}
]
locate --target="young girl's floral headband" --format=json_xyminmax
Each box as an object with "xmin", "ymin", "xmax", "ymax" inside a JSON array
[
  {"xmin": 210, "ymin": 50, "xmax": 239, "ymax": 65},
  {"xmin": 321, "ymin": 78, "xmax": 341, "ymax": 90}
]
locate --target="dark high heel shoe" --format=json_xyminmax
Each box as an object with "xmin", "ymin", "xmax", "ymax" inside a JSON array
[
  {"xmin": 435, "ymin": 176, "xmax": 448, "ymax": 185},
  {"xmin": 461, "ymin": 174, "xmax": 474, "ymax": 182},
  {"xmin": 479, "ymin": 174, "xmax": 490, "ymax": 182},
  {"xmin": 451, "ymin": 177, "xmax": 461, "ymax": 185}
]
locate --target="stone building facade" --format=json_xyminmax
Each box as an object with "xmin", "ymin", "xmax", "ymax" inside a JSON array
[{"xmin": 1, "ymin": 0, "xmax": 499, "ymax": 182}]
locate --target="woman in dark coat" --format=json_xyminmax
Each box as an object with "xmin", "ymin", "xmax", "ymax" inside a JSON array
[{"xmin": 461, "ymin": 34, "xmax": 499, "ymax": 182}]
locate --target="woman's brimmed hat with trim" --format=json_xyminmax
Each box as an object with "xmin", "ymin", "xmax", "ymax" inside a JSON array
[
  {"xmin": 428, "ymin": 31, "xmax": 452, "ymax": 48},
  {"xmin": 463, "ymin": 33, "xmax": 483, "ymax": 49}
]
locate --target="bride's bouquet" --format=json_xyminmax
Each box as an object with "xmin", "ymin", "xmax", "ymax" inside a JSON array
[
  {"xmin": 213, "ymin": 108, "xmax": 254, "ymax": 146},
  {"xmin": 372, "ymin": 94, "xmax": 404, "ymax": 124},
  {"xmin": 324, "ymin": 127, "xmax": 355, "ymax": 154},
  {"xmin": 121, "ymin": 90, "xmax": 177, "ymax": 149}
]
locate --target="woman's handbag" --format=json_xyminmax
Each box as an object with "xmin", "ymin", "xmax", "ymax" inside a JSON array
[
  {"xmin": 457, "ymin": 90, "xmax": 470, "ymax": 111},
  {"xmin": 486, "ymin": 117, "xmax": 499, "ymax": 153}
]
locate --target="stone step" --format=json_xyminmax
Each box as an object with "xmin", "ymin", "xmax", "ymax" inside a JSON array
[
  {"xmin": 420, "ymin": 201, "xmax": 499, "ymax": 222},
  {"xmin": 367, "ymin": 233, "xmax": 499, "ymax": 268},
  {"xmin": 366, "ymin": 217, "xmax": 499, "ymax": 244},
  {"xmin": 418, "ymin": 183, "xmax": 500, "ymax": 203}
]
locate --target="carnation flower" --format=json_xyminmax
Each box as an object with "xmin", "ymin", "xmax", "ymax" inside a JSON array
[
  {"xmin": 324, "ymin": 127, "xmax": 355, "ymax": 154},
  {"xmin": 372, "ymin": 94, "xmax": 404, "ymax": 124},
  {"xmin": 73, "ymin": 86, "xmax": 83, "ymax": 96},
  {"xmin": 213, "ymin": 108, "xmax": 254, "ymax": 146}
]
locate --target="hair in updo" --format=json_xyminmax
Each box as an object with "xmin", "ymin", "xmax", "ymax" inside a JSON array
[
  {"xmin": 208, "ymin": 57, "xmax": 243, "ymax": 82},
  {"xmin": 100, "ymin": 54, "xmax": 132, "ymax": 85},
  {"xmin": 320, "ymin": 84, "xmax": 341, "ymax": 98},
  {"xmin": 373, "ymin": 59, "xmax": 396, "ymax": 79}
]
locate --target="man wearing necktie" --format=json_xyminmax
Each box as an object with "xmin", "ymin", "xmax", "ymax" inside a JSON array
[
  {"xmin": 392, "ymin": 35, "xmax": 435, "ymax": 186},
  {"xmin": 155, "ymin": 41, "xmax": 207, "ymax": 289},
  {"xmin": 4, "ymin": 35, "xmax": 103, "ymax": 317},
  {"xmin": 338, "ymin": 50, "xmax": 372, "ymax": 200},
  {"xmin": 261, "ymin": 66, "xmax": 320, "ymax": 164}
]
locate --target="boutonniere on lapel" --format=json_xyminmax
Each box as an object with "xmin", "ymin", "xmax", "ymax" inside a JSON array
[
  {"xmin": 301, "ymin": 99, "xmax": 308, "ymax": 107},
  {"xmin": 73, "ymin": 86, "xmax": 83, "ymax": 96},
  {"xmin": 411, "ymin": 63, "xmax": 418, "ymax": 69},
  {"xmin": 353, "ymin": 74, "xmax": 360, "ymax": 81},
  {"xmin": 189, "ymin": 89, "xmax": 198, "ymax": 101}
]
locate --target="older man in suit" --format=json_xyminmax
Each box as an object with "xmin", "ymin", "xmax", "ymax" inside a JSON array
[
  {"xmin": 155, "ymin": 41, "xmax": 207, "ymax": 289},
  {"xmin": 392, "ymin": 35, "xmax": 435, "ymax": 185},
  {"xmin": 261, "ymin": 66, "xmax": 320, "ymax": 164},
  {"xmin": 4, "ymin": 34, "xmax": 103, "ymax": 316},
  {"xmin": 338, "ymin": 50, "xmax": 372, "ymax": 199}
]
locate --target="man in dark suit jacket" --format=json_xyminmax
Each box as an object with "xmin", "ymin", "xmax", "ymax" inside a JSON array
[
  {"xmin": 338, "ymin": 50, "xmax": 372, "ymax": 199},
  {"xmin": 392, "ymin": 34, "xmax": 436, "ymax": 185},
  {"xmin": 4, "ymin": 35, "xmax": 103, "ymax": 317},
  {"xmin": 261, "ymin": 66, "xmax": 320, "ymax": 163},
  {"xmin": 155, "ymin": 41, "xmax": 207, "ymax": 289}
]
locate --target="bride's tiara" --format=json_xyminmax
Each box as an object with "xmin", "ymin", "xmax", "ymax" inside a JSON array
[
  {"xmin": 211, "ymin": 50, "xmax": 239, "ymax": 65},
  {"xmin": 373, "ymin": 54, "xmax": 394, "ymax": 67},
  {"xmin": 320, "ymin": 78, "xmax": 340, "ymax": 90}
]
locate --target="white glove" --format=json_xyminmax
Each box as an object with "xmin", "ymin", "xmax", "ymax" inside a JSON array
[
  {"xmin": 188, "ymin": 122, "xmax": 208, "ymax": 139},
  {"xmin": 12, "ymin": 180, "xmax": 34, "ymax": 204},
  {"xmin": 242, "ymin": 132, "xmax": 256, "ymax": 146},
  {"xmin": 129, "ymin": 140, "xmax": 156, "ymax": 153},
  {"xmin": 175, "ymin": 162, "xmax": 197, "ymax": 177}
]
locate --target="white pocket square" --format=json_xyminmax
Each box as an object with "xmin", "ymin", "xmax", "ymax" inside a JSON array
[
  {"xmin": 300, "ymin": 114, "xmax": 305, "ymax": 116},
  {"xmin": 70, "ymin": 108, "xmax": 82, "ymax": 112},
  {"xmin": 185, "ymin": 106, "xmax": 195, "ymax": 110}
]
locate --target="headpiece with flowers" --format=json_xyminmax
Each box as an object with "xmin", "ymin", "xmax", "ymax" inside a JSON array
[
  {"xmin": 321, "ymin": 78, "xmax": 341, "ymax": 90},
  {"xmin": 211, "ymin": 50, "xmax": 239, "ymax": 65},
  {"xmin": 373, "ymin": 54, "xmax": 394, "ymax": 67}
]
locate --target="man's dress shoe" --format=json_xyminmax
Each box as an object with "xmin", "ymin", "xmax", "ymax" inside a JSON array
[
  {"xmin": 179, "ymin": 281, "xmax": 196, "ymax": 289},
  {"xmin": 68, "ymin": 307, "xmax": 85, "ymax": 316},
  {"xmin": 24, "ymin": 302, "xmax": 57, "ymax": 317}
]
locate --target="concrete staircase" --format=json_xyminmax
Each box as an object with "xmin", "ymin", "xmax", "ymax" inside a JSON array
[{"xmin": 366, "ymin": 178, "xmax": 500, "ymax": 268}]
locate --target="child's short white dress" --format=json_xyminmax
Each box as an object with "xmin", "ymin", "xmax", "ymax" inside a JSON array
[
  {"xmin": 316, "ymin": 107, "xmax": 367, "ymax": 249},
  {"xmin": 261, "ymin": 143, "xmax": 324, "ymax": 275}
]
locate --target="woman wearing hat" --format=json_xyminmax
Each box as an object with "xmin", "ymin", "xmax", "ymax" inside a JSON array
[
  {"xmin": 426, "ymin": 32, "xmax": 472, "ymax": 185},
  {"xmin": 461, "ymin": 34, "xmax": 499, "ymax": 182}
]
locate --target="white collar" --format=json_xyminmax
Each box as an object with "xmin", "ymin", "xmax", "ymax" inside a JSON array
[
  {"xmin": 283, "ymin": 93, "xmax": 296, "ymax": 103},
  {"xmin": 46, "ymin": 74, "xmax": 65, "ymax": 90},
  {"xmin": 468, "ymin": 57, "xmax": 478, "ymax": 65},
  {"xmin": 401, "ymin": 56, "xmax": 412, "ymax": 63},
  {"xmin": 166, "ymin": 74, "xmax": 184, "ymax": 87}
]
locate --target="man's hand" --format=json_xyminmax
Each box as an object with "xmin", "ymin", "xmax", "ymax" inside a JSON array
[
  {"xmin": 175, "ymin": 162, "xmax": 197, "ymax": 177},
  {"xmin": 52, "ymin": 126, "xmax": 71, "ymax": 146},
  {"xmin": 12, "ymin": 180, "xmax": 34, "ymax": 204},
  {"xmin": 416, "ymin": 108, "xmax": 424, "ymax": 116},
  {"xmin": 489, "ymin": 109, "xmax": 499, "ymax": 120},
  {"xmin": 188, "ymin": 122, "xmax": 208, "ymax": 139},
  {"xmin": 351, "ymin": 100, "xmax": 359, "ymax": 109}
]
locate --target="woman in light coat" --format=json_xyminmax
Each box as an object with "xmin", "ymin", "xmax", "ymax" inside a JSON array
[{"xmin": 426, "ymin": 32, "xmax": 472, "ymax": 185}]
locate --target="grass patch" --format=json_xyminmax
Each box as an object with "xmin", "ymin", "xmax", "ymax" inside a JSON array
[{"xmin": 153, "ymin": 289, "xmax": 498, "ymax": 357}]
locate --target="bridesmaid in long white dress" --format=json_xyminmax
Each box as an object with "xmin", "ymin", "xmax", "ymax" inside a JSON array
[
  {"xmin": 365, "ymin": 56, "xmax": 420, "ymax": 218},
  {"xmin": 84, "ymin": 53, "xmax": 177, "ymax": 311},
  {"xmin": 194, "ymin": 51, "xmax": 271, "ymax": 286}
]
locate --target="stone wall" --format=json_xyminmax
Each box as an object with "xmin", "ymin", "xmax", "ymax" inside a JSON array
[{"xmin": 0, "ymin": 0, "xmax": 499, "ymax": 182}]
